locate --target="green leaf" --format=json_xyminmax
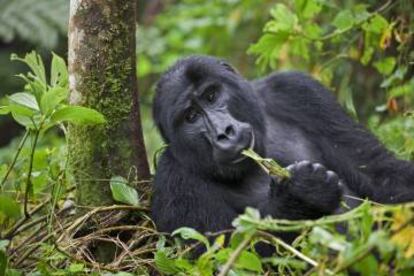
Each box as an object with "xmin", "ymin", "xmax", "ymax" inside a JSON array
[
  {"xmin": 361, "ymin": 34, "xmax": 374, "ymax": 66},
  {"xmin": 110, "ymin": 176, "xmax": 139, "ymax": 206},
  {"xmin": 0, "ymin": 251, "xmax": 6, "ymax": 276},
  {"xmin": 172, "ymin": 227, "xmax": 210, "ymax": 249},
  {"xmin": 51, "ymin": 106, "xmax": 106, "ymax": 125},
  {"xmin": 0, "ymin": 195, "xmax": 21, "ymax": 220},
  {"xmin": 154, "ymin": 251, "xmax": 180, "ymax": 275},
  {"xmin": 332, "ymin": 10, "xmax": 354, "ymax": 31},
  {"xmin": 295, "ymin": 0, "xmax": 322, "ymax": 19},
  {"xmin": 248, "ymin": 33, "xmax": 289, "ymax": 70},
  {"xmin": 304, "ymin": 23, "xmax": 322, "ymax": 39},
  {"xmin": 0, "ymin": 106, "xmax": 10, "ymax": 115},
  {"xmin": 362, "ymin": 14, "xmax": 388, "ymax": 34},
  {"xmin": 216, "ymin": 249, "xmax": 262, "ymax": 272},
  {"xmin": 310, "ymin": 227, "xmax": 347, "ymax": 251},
  {"xmin": 290, "ymin": 37, "xmax": 310, "ymax": 60},
  {"xmin": 8, "ymin": 93, "xmax": 39, "ymax": 111},
  {"xmin": 268, "ymin": 4, "xmax": 298, "ymax": 33},
  {"xmin": 236, "ymin": 251, "xmax": 263, "ymax": 272},
  {"xmin": 232, "ymin": 207, "xmax": 261, "ymax": 232},
  {"xmin": 352, "ymin": 254, "xmax": 378, "ymax": 275},
  {"xmin": 389, "ymin": 81, "xmax": 414, "ymax": 98},
  {"xmin": 68, "ymin": 263, "xmax": 84, "ymax": 273},
  {"xmin": 11, "ymin": 51, "xmax": 46, "ymax": 85},
  {"xmin": 50, "ymin": 52, "xmax": 68, "ymax": 88},
  {"xmin": 352, "ymin": 4, "xmax": 370, "ymax": 24},
  {"xmin": 373, "ymin": 57, "xmax": 396, "ymax": 75},
  {"xmin": 0, "ymin": 240, "xmax": 9, "ymax": 252},
  {"xmin": 40, "ymin": 87, "xmax": 68, "ymax": 115},
  {"xmin": 8, "ymin": 104, "xmax": 40, "ymax": 129}
]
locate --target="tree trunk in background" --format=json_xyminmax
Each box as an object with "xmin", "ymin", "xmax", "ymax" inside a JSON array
[{"xmin": 68, "ymin": 0, "xmax": 150, "ymax": 207}]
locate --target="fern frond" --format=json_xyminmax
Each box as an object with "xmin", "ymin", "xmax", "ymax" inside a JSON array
[{"xmin": 0, "ymin": 0, "xmax": 69, "ymax": 49}]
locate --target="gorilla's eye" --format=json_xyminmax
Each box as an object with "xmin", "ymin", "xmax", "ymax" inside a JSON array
[
  {"xmin": 185, "ymin": 108, "xmax": 199, "ymax": 123},
  {"xmin": 204, "ymin": 85, "xmax": 218, "ymax": 103}
]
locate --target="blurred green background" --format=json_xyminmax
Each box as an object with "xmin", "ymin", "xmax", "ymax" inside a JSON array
[{"xmin": 0, "ymin": 0, "xmax": 413, "ymax": 171}]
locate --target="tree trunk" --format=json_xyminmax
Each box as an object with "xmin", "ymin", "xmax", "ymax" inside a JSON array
[{"xmin": 68, "ymin": 0, "xmax": 150, "ymax": 207}]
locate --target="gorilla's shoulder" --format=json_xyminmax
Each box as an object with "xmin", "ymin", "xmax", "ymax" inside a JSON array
[
  {"xmin": 252, "ymin": 71, "xmax": 324, "ymax": 92},
  {"xmin": 252, "ymin": 71, "xmax": 335, "ymax": 101}
]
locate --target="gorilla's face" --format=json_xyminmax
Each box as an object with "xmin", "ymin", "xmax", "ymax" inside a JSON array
[{"xmin": 154, "ymin": 56, "xmax": 266, "ymax": 179}]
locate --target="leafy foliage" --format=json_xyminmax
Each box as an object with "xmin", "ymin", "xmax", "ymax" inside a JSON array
[
  {"xmin": 0, "ymin": 0, "xmax": 68, "ymax": 48},
  {"xmin": 110, "ymin": 176, "xmax": 140, "ymax": 206}
]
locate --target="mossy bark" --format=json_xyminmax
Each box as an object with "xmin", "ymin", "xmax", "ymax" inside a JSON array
[{"xmin": 68, "ymin": 0, "xmax": 150, "ymax": 207}]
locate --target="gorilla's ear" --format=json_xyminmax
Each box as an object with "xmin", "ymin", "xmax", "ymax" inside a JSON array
[{"xmin": 220, "ymin": 60, "xmax": 239, "ymax": 75}]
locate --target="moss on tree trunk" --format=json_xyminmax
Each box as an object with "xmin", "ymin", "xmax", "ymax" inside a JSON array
[{"xmin": 68, "ymin": 0, "xmax": 150, "ymax": 207}]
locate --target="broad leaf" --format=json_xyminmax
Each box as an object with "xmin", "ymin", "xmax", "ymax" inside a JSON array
[
  {"xmin": 295, "ymin": 0, "xmax": 322, "ymax": 19},
  {"xmin": 362, "ymin": 14, "xmax": 388, "ymax": 34},
  {"xmin": 154, "ymin": 251, "xmax": 180, "ymax": 275},
  {"xmin": 373, "ymin": 57, "xmax": 396, "ymax": 76},
  {"xmin": 50, "ymin": 52, "xmax": 68, "ymax": 87},
  {"xmin": 172, "ymin": 227, "xmax": 210, "ymax": 249},
  {"xmin": 269, "ymin": 4, "xmax": 298, "ymax": 33},
  {"xmin": 8, "ymin": 93, "xmax": 39, "ymax": 111},
  {"xmin": 8, "ymin": 104, "xmax": 40, "ymax": 129},
  {"xmin": 333, "ymin": 10, "xmax": 354, "ymax": 30},
  {"xmin": 40, "ymin": 87, "xmax": 68, "ymax": 115},
  {"xmin": 11, "ymin": 51, "xmax": 46, "ymax": 85},
  {"xmin": 216, "ymin": 249, "xmax": 263, "ymax": 272},
  {"xmin": 110, "ymin": 176, "xmax": 139, "ymax": 206},
  {"xmin": 0, "ymin": 106, "xmax": 10, "ymax": 115},
  {"xmin": 0, "ymin": 195, "xmax": 21, "ymax": 220},
  {"xmin": 51, "ymin": 106, "xmax": 106, "ymax": 125}
]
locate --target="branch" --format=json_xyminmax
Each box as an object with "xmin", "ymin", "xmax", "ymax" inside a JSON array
[{"xmin": 217, "ymin": 233, "xmax": 253, "ymax": 276}]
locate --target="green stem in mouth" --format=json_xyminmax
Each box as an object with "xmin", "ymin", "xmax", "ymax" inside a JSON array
[{"xmin": 242, "ymin": 149, "xmax": 291, "ymax": 180}]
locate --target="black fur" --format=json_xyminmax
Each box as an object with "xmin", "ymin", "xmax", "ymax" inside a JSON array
[{"xmin": 151, "ymin": 55, "xmax": 414, "ymax": 236}]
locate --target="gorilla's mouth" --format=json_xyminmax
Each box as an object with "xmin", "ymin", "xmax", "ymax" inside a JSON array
[{"xmin": 231, "ymin": 131, "xmax": 255, "ymax": 164}]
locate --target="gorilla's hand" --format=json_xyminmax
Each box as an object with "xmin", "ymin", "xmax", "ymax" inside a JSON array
[{"xmin": 283, "ymin": 160, "xmax": 342, "ymax": 215}]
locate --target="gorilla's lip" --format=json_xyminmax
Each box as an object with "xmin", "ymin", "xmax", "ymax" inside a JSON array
[{"xmin": 231, "ymin": 131, "xmax": 255, "ymax": 164}]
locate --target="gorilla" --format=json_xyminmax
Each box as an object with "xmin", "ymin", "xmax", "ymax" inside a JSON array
[{"xmin": 151, "ymin": 55, "xmax": 414, "ymax": 236}]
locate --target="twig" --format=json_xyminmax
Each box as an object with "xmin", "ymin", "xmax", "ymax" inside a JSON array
[
  {"xmin": 62, "ymin": 205, "xmax": 147, "ymax": 239},
  {"xmin": 217, "ymin": 233, "xmax": 253, "ymax": 276},
  {"xmin": 0, "ymin": 130, "xmax": 29, "ymax": 189},
  {"xmin": 14, "ymin": 232, "xmax": 54, "ymax": 266},
  {"xmin": 333, "ymin": 243, "xmax": 376, "ymax": 273},
  {"xmin": 259, "ymin": 231, "xmax": 334, "ymax": 275},
  {"xmin": 3, "ymin": 197, "xmax": 50, "ymax": 239},
  {"xmin": 54, "ymin": 243, "xmax": 118, "ymax": 273}
]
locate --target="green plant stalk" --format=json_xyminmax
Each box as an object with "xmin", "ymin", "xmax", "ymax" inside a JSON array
[
  {"xmin": 242, "ymin": 149, "xmax": 291, "ymax": 180},
  {"xmin": 24, "ymin": 128, "xmax": 41, "ymax": 218},
  {"xmin": 217, "ymin": 232, "xmax": 254, "ymax": 276},
  {"xmin": 0, "ymin": 130, "xmax": 30, "ymax": 190},
  {"xmin": 259, "ymin": 231, "xmax": 334, "ymax": 275}
]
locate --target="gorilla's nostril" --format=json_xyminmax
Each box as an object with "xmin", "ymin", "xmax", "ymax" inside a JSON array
[
  {"xmin": 217, "ymin": 134, "xmax": 227, "ymax": 141},
  {"xmin": 225, "ymin": 125, "xmax": 235, "ymax": 136},
  {"xmin": 217, "ymin": 125, "xmax": 235, "ymax": 141}
]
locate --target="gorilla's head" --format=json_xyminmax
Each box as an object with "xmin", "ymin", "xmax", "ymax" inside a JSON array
[{"xmin": 154, "ymin": 56, "xmax": 266, "ymax": 180}]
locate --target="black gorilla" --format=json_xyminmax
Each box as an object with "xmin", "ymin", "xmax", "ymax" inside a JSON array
[{"xmin": 151, "ymin": 55, "xmax": 414, "ymax": 235}]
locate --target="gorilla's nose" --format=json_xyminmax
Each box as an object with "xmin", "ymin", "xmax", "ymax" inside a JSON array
[
  {"xmin": 212, "ymin": 122, "xmax": 252, "ymax": 163},
  {"xmin": 214, "ymin": 123, "xmax": 245, "ymax": 152},
  {"xmin": 216, "ymin": 125, "xmax": 236, "ymax": 142}
]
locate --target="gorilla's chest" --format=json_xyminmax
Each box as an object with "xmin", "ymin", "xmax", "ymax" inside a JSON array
[{"xmin": 265, "ymin": 117, "xmax": 322, "ymax": 165}]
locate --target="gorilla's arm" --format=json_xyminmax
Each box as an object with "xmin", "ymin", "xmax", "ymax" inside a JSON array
[
  {"xmin": 257, "ymin": 72, "xmax": 414, "ymax": 203},
  {"xmin": 259, "ymin": 161, "xmax": 342, "ymax": 220},
  {"xmin": 151, "ymin": 150, "xmax": 236, "ymax": 233}
]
